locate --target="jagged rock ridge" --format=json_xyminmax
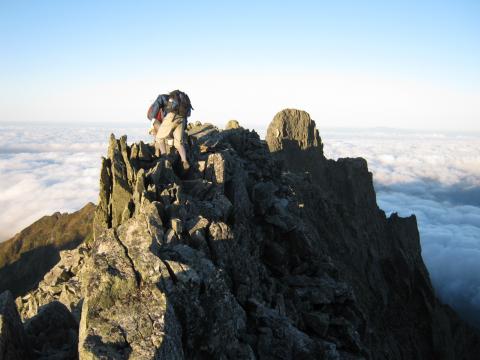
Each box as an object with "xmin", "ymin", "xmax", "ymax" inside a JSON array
[{"xmin": 3, "ymin": 109, "xmax": 480, "ymax": 359}]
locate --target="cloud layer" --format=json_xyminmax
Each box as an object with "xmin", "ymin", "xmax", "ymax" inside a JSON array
[
  {"xmin": 1, "ymin": 124, "xmax": 479, "ymax": 329},
  {"xmin": 0, "ymin": 124, "xmax": 148, "ymax": 241}
]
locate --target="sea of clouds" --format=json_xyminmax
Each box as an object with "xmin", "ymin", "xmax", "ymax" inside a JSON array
[
  {"xmin": 0, "ymin": 124, "xmax": 149, "ymax": 242},
  {"xmin": 0, "ymin": 123, "xmax": 479, "ymax": 329}
]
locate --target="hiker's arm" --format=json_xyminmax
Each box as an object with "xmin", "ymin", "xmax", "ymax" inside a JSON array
[
  {"xmin": 148, "ymin": 102, "xmax": 160, "ymax": 120},
  {"xmin": 147, "ymin": 94, "xmax": 168, "ymax": 120}
]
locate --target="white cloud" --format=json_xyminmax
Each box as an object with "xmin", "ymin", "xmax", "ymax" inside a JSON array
[{"xmin": 0, "ymin": 125, "xmax": 150, "ymax": 241}]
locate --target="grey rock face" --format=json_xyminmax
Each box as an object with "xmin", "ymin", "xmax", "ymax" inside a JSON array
[
  {"xmin": 4, "ymin": 109, "xmax": 480, "ymax": 359},
  {"xmin": 16, "ymin": 245, "xmax": 88, "ymax": 322},
  {"xmin": 0, "ymin": 291, "xmax": 30, "ymax": 360},
  {"xmin": 266, "ymin": 109, "xmax": 323, "ymax": 153},
  {"xmin": 78, "ymin": 228, "xmax": 183, "ymax": 360}
]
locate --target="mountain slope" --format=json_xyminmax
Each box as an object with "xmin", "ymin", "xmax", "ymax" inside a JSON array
[
  {"xmin": 4, "ymin": 110, "xmax": 480, "ymax": 359},
  {"xmin": 0, "ymin": 203, "xmax": 95, "ymax": 297}
]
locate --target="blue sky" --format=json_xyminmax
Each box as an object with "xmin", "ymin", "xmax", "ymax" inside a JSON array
[{"xmin": 1, "ymin": 0, "xmax": 479, "ymax": 130}]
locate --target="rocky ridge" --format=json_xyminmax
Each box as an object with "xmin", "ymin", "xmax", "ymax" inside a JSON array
[{"xmin": 2, "ymin": 109, "xmax": 479, "ymax": 359}]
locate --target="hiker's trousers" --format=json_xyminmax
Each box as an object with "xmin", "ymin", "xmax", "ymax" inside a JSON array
[
  {"xmin": 155, "ymin": 112, "xmax": 186, "ymax": 147},
  {"xmin": 154, "ymin": 112, "xmax": 188, "ymax": 162}
]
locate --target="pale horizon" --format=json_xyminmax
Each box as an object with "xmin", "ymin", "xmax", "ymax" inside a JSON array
[{"xmin": 1, "ymin": 1, "xmax": 479, "ymax": 132}]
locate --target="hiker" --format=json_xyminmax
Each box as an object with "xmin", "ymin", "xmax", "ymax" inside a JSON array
[{"xmin": 147, "ymin": 90, "xmax": 193, "ymax": 170}]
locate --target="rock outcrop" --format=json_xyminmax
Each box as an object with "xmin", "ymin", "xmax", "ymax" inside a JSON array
[
  {"xmin": 16, "ymin": 244, "xmax": 88, "ymax": 322},
  {"xmin": 266, "ymin": 109, "xmax": 325, "ymax": 178},
  {"xmin": 2, "ymin": 109, "xmax": 480, "ymax": 359},
  {"xmin": 225, "ymin": 119, "xmax": 241, "ymax": 130}
]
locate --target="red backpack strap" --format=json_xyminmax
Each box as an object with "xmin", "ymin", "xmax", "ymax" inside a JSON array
[{"xmin": 156, "ymin": 109, "xmax": 164, "ymax": 122}]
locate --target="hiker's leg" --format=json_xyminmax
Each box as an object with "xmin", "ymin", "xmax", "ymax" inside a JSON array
[
  {"xmin": 155, "ymin": 113, "xmax": 175, "ymax": 156},
  {"xmin": 156, "ymin": 113, "xmax": 175, "ymax": 139},
  {"xmin": 176, "ymin": 143, "xmax": 188, "ymax": 163},
  {"xmin": 155, "ymin": 138, "xmax": 166, "ymax": 156},
  {"xmin": 173, "ymin": 119, "xmax": 188, "ymax": 163}
]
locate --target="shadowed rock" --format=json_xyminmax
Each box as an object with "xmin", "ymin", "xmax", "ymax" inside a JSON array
[
  {"xmin": 0, "ymin": 291, "xmax": 30, "ymax": 359},
  {"xmin": 24, "ymin": 301, "xmax": 78, "ymax": 360}
]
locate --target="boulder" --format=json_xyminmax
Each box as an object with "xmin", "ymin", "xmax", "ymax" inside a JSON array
[{"xmin": 147, "ymin": 158, "xmax": 178, "ymax": 186}]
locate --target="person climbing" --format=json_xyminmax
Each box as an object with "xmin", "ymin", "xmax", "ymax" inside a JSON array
[{"xmin": 147, "ymin": 90, "xmax": 193, "ymax": 170}]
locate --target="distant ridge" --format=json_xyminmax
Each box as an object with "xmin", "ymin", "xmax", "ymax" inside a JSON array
[{"xmin": 0, "ymin": 203, "xmax": 95, "ymax": 297}]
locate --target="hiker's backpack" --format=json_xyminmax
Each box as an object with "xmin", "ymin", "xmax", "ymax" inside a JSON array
[
  {"xmin": 147, "ymin": 101, "xmax": 164, "ymax": 122},
  {"xmin": 166, "ymin": 90, "xmax": 193, "ymax": 118}
]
